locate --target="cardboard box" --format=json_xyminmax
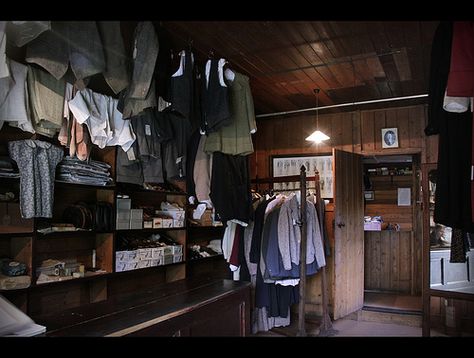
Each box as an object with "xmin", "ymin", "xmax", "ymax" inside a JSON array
[
  {"xmin": 173, "ymin": 219, "xmax": 184, "ymax": 228},
  {"xmin": 162, "ymin": 218, "xmax": 173, "ymax": 228},
  {"xmin": 126, "ymin": 250, "xmax": 139, "ymax": 262},
  {"xmin": 173, "ymin": 253, "xmax": 183, "ymax": 263},
  {"xmin": 116, "ymin": 251, "xmax": 127, "ymax": 261},
  {"xmin": 130, "ymin": 209, "xmax": 143, "ymax": 221},
  {"xmin": 153, "ymin": 218, "xmax": 163, "ymax": 228},
  {"xmin": 130, "ymin": 220, "xmax": 143, "ymax": 230},
  {"xmin": 163, "ymin": 254, "xmax": 173, "ymax": 265},
  {"xmin": 137, "ymin": 260, "xmax": 151, "ymax": 269},
  {"xmin": 138, "ymin": 248, "xmax": 152, "ymax": 260},
  {"xmin": 116, "ymin": 221, "xmax": 130, "ymax": 230},
  {"xmin": 115, "ymin": 261, "xmax": 127, "ymax": 272},
  {"xmin": 143, "ymin": 220, "xmax": 153, "ymax": 229},
  {"xmin": 151, "ymin": 247, "xmax": 165, "ymax": 259},
  {"xmin": 171, "ymin": 245, "xmax": 183, "ymax": 255}
]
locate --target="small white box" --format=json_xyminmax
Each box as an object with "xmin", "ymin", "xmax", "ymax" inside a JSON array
[
  {"xmin": 116, "ymin": 211, "xmax": 131, "ymax": 220},
  {"xmin": 115, "ymin": 261, "xmax": 127, "ymax": 272},
  {"xmin": 173, "ymin": 220, "xmax": 184, "ymax": 228},
  {"xmin": 171, "ymin": 245, "xmax": 183, "ymax": 255},
  {"xmin": 162, "ymin": 246, "xmax": 173, "ymax": 255},
  {"xmin": 137, "ymin": 260, "xmax": 151, "ymax": 269},
  {"xmin": 130, "ymin": 220, "xmax": 143, "ymax": 230},
  {"xmin": 155, "ymin": 210, "xmax": 185, "ymax": 220},
  {"xmin": 163, "ymin": 254, "xmax": 173, "ymax": 265},
  {"xmin": 152, "ymin": 218, "xmax": 163, "ymax": 228},
  {"xmin": 150, "ymin": 258, "xmax": 162, "ymax": 267},
  {"xmin": 125, "ymin": 262, "xmax": 139, "ymax": 271},
  {"xmin": 173, "ymin": 253, "xmax": 183, "ymax": 263},
  {"xmin": 162, "ymin": 218, "xmax": 173, "ymax": 228},
  {"xmin": 138, "ymin": 248, "xmax": 152, "ymax": 260},
  {"xmin": 116, "ymin": 220, "xmax": 130, "ymax": 230},
  {"xmin": 143, "ymin": 220, "xmax": 153, "ymax": 229},
  {"xmin": 116, "ymin": 251, "xmax": 127, "ymax": 261},
  {"xmin": 116, "ymin": 198, "xmax": 131, "ymax": 210},
  {"xmin": 151, "ymin": 247, "xmax": 165, "ymax": 259},
  {"xmin": 126, "ymin": 250, "xmax": 139, "ymax": 262},
  {"xmin": 130, "ymin": 209, "xmax": 143, "ymax": 220}
]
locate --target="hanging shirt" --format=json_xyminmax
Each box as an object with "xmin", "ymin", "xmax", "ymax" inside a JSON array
[
  {"xmin": 68, "ymin": 87, "xmax": 136, "ymax": 152},
  {"xmin": 5, "ymin": 21, "xmax": 50, "ymax": 47},
  {"xmin": 0, "ymin": 59, "xmax": 34, "ymax": 134},
  {"xmin": 0, "ymin": 21, "xmax": 13, "ymax": 107},
  {"xmin": 8, "ymin": 140, "xmax": 64, "ymax": 219},
  {"xmin": 27, "ymin": 65, "xmax": 65, "ymax": 137}
]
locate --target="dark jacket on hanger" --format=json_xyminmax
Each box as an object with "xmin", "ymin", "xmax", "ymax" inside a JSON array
[
  {"xmin": 428, "ymin": 22, "xmax": 474, "ymax": 231},
  {"xmin": 200, "ymin": 58, "xmax": 231, "ymax": 134},
  {"xmin": 210, "ymin": 152, "xmax": 252, "ymax": 224}
]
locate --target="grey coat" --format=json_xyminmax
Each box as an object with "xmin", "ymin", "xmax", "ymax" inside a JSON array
[{"xmin": 277, "ymin": 195, "xmax": 326, "ymax": 270}]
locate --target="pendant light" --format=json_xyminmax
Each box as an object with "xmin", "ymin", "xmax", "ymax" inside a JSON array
[{"xmin": 305, "ymin": 88, "xmax": 330, "ymax": 143}]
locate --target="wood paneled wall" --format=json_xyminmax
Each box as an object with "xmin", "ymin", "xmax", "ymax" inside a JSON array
[
  {"xmin": 250, "ymin": 104, "xmax": 438, "ymax": 180},
  {"xmin": 364, "ymin": 231, "xmax": 422, "ymax": 295}
]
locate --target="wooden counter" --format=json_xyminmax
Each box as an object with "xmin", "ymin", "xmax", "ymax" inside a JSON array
[{"xmin": 32, "ymin": 277, "xmax": 251, "ymax": 337}]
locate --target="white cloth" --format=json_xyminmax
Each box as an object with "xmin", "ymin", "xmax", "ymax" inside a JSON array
[
  {"xmin": 68, "ymin": 88, "xmax": 136, "ymax": 151},
  {"xmin": 443, "ymin": 89, "xmax": 472, "ymax": 113},
  {"xmin": 205, "ymin": 58, "xmax": 227, "ymax": 88},
  {"xmin": 0, "ymin": 59, "xmax": 34, "ymax": 133},
  {"xmin": 222, "ymin": 221, "xmax": 237, "ymax": 261}
]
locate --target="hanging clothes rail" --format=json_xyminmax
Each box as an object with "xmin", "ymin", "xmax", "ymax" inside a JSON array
[{"xmin": 250, "ymin": 167, "xmax": 332, "ymax": 336}]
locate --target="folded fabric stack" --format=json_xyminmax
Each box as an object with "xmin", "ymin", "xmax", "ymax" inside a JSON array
[
  {"xmin": 0, "ymin": 156, "xmax": 19, "ymax": 178},
  {"xmin": 56, "ymin": 156, "xmax": 113, "ymax": 186}
]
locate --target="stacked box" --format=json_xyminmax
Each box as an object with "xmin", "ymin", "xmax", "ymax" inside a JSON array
[{"xmin": 116, "ymin": 197, "xmax": 131, "ymax": 230}]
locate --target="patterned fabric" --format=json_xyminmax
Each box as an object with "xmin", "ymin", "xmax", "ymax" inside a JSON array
[
  {"xmin": 450, "ymin": 228, "xmax": 467, "ymax": 263},
  {"xmin": 8, "ymin": 140, "xmax": 64, "ymax": 219}
]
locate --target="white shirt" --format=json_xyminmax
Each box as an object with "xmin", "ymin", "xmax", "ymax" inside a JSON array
[
  {"xmin": 68, "ymin": 88, "xmax": 136, "ymax": 152},
  {"xmin": 0, "ymin": 59, "xmax": 34, "ymax": 134}
]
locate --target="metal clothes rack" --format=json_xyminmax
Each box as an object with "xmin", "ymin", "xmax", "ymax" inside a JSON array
[{"xmin": 250, "ymin": 166, "xmax": 334, "ymax": 336}]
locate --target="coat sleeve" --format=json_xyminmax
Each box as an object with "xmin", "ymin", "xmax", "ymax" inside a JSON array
[{"xmin": 277, "ymin": 202, "xmax": 293, "ymax": 271}]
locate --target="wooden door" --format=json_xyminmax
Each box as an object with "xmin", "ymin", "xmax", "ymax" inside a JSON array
[{"xmin": 332, "ymin": 149, "xmax": 364, "ymax": 319}]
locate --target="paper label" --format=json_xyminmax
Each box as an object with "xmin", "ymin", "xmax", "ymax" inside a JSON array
[
  {"xmin": 127, "ymin": 148, "xmax": 136, "ymax": 161},
  {"xmin": 145, "ymin": 124, "xmax": 151, "ymax": 136},
  {"xmin": 176, "ymin": 156, "xmax": 182, "ymax": 164}
]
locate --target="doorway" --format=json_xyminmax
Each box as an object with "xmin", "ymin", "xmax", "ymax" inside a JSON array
[{"xmin": 362, "ymin": 154, "xmax": 422, "ymax": 314}]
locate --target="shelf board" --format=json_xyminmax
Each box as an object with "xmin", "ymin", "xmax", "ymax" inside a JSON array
[
  {"xmin": 116, "ymin": 227, "xmax": 186, "ymax": 234},
  {"xmin": 0, "ymin": 230, "xmax": 34, "ymax": 238},
  {"xmin": 34, "ymin": 271, "xmax": 110, "ymax": 287},
  {"xmin": 37, "ymin": 230, "xmax": 113, "ymax": 238},
  {"xmin": 115, "ymin": 183, "xmax": 187, "ymax": 196},
  {"xmin": 187, "ymin": 254, "xmax": 224, "ymax": 263},
  {"xmin": 55, "ymin": 180, "xmax": 116, "ymax": 190},
  {"xmin": 112, "ymin": 261, "xmax": 186, "ymax": 276}
]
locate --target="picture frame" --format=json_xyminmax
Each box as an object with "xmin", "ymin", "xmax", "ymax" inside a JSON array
[
  {"xmin": 271, "ymin": 154, "xmax": 333, "ymax": 198},
  {"xmin": 381, "ymin": 128, "xmax": 399, "ymax": 148},
  {"xmin": 364, "ymin": 190, "xmax": 374, "ymax": 201}
]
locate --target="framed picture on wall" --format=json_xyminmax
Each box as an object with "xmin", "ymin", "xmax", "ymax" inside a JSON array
[
  {"xmin": 271, "ymin": 154, "xmax": 333, "ymax": 198},
  {"xmin": 381, "ymin": 128, "xmax": 399, "ymax": 148}
]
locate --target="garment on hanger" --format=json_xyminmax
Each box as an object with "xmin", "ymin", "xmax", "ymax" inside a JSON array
[
  {"xmin": 426, "ymin": 21, "xmax": 473, "ymax": 231},
  {"xmin": 97, "ymin": 21, "xmax": 130, "ymax": 95},
  {"xmin": 445, "ymin": 21, "xmax": 474, "ymax": 223},
  {"xmin": 118, "ymin": 81, "xmax": 158, "ymax": 120},
  {"xmin": 0, "ymin": 22, "xmax": 13, "ymax": 107},
  {"xmin": 193, "ymin": 134, "xmax": 212, "ymax": 203},
  {"xmin": 8, "ymin": 140, "xmax": 64, "ymax": 219},
  {"xmin": 128, "ymin": 21, "xmax": 159, "ymax": 100},
  {"xmin": 210, "ymin": 152, "xmax": 252, "ymax": 224},
  {"xmin": 0, "ymin": 59, "xmax": 34, "ymax": 134},
  {"xmin": 27, "ymin": 65, "xmax": 65, "ymax": 138},
  {"xmin": 5, "ymin": 21, "xmax": 50, "ymax": 47},
  {"xmin": 204, "ymin": 71, "xmax": 257, "ymax": 156},
  {"xmin": 200, "ymin": 58, "xmax": 231, "ymax": 134},
  {"xmin": 25, "ymin": 21, "xmax": 105, "ymax": 83},
  {"xmin": 68, "ymin": 87, "xmax": 136, "ymax": 152}
]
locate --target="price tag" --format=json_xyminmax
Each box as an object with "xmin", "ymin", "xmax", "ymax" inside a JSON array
[
  {"xmin": 127, "ymin": 148, "xmax": 136, "ymax": 161},
  {"xmin": 145, "ymin": 124, "xmax": 151, "ymax": 136}
]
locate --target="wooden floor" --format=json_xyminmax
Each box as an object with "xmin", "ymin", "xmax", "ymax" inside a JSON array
[{"xmin": 363, "ymin": 291, "xmax": 422, "ymax": 313}]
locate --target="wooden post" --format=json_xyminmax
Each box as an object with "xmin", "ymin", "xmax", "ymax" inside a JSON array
[
  {"xmin": 315, "ymin": 170, "xmax": 337, "ymax": 336},
  {"xmin": 298, "ymin": 165, "xmax": 307, "ymax": 337}
]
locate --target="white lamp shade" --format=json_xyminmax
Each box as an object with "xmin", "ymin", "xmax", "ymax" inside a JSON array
[{"xmin": 305, "ymin": 130, "xmax": 330, "ymax": 143}]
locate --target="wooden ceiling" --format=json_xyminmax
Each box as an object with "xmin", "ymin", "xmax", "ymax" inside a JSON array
[{"xmin": 162, "ymin": 21, "xmax": 439, "ymax": 116}]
